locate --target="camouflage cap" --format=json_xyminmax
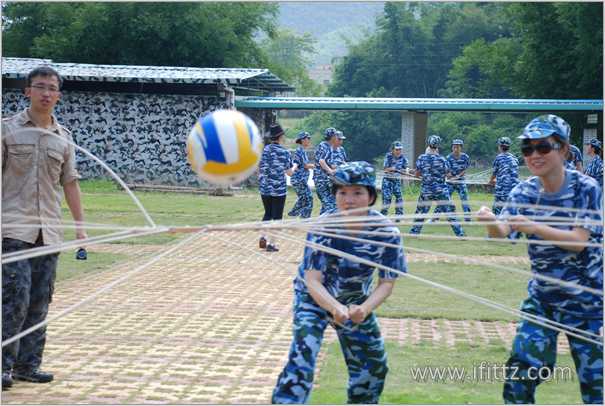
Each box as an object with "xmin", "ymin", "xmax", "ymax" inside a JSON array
[
  {"xmin": 519, "ymin": 114, "xmax": 571, "ymax": 143},
  {"xmin": 332, "ymin": 161, "xmax": 376, "ymax": 189},
  {"xmin": 498, "ymin": 136, "xmax": 512, "ymax": 146},
  {"xmin": 451, "ymin": 139, "xmax": 464, "ymax": 146},
  {"xmin": 392, "ymin": 141, "xmax": 403, "ymax": 149},
  {"xmin": 295, "ymin": 131, "xmax": 311, "ymax": 143},
  {"xmin": 324, "ymin": 127, "xmax": 337, "ymax": 140},
  {"xmin": 428, "ymin": 135, "xmax": 442, "ymax": 147},
  {"xmin": 584, "ymin": 138, "xmax": 602, "ymax": 150}
]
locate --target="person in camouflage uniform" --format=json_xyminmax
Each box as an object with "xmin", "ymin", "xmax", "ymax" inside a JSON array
[
  {"xmin": 329, "ymin": 130, "xmax": 348, "ymax": 168},
  {"xmin": 446, "ymin": 139, "xmax": 472, "ymax": 222},
  {"xmin": 381, "ymin": 141, "xmax": 408, "ymax": 217},
  {"xmin": 409, "ymin": 135, "xmax": 465, "ymax": 237},
  {"xmin": 313, "ymin": 128, "xmax": 339, "ymax": 214},
  {"xmin": 258, "ymin": 124, "xmax": 295, "ymax": 252},
  {"xmin": 566, "ymin": 144, "xmax": 584, "ymax": 172},
  {"xmin": 489, "ymin": 137, "xmax": 520, "ymax": 216},
  {"xmin": 477, "ymin": 114, "xmax": 603, "ymax": 404},
  {"xmin": 272, "ymin": 161, "xmax": 406, "ymax": 404},
  {"xmin": 2, "ymin": 66, "xmax": 87, "ymax": 389},
  {"xmin": 288, "ymin": 131, "xmax": 314, "ymax": 219},
  {"xmin": 584, "ymin": 138, "xmax": 603, "ymax": 189}
]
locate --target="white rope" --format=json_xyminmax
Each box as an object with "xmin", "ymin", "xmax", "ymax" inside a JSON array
[
  {"xmin": 211, "ymin": 233, "xmax": 357, "ymax": 332},
  {"xmin": 1, "ymin": 227, "xmax": 168, "ymax": 264},
  {"xmin": 304, "ymin": 227, "xmax": 603, "ymax": 298},
  {"xmin": 12, "ymin": 127, "xmax": 156, "ymax": 228},
  {"xmin": 270, "ymin": 229, "xmax": 603, "ymax": 347},
  {"xmin": 1, "ymin": 229, "xmax": 203, "ymax": 348}
]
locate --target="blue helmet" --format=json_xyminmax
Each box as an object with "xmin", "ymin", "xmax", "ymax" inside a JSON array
[
  {"xmin": 428, "ymin": 135, "xmax": 441, "ymax": 148},
  {"xmin": 332, "ymin": 161, "xmax": 376, "ymax": 189},
  {"xmin": 585, "ymin": 138, "xmax": 602, "ymax": 150},
  {"xmin": 498, "ymin": 137, "xmax": 512, "ymax": 147},
  {"xmin": 295, "ymin": 131, "xmax": 310, "ymax": 144},
  {"xmin": 392, "ymin": 141, "xmax": 403, "ymax": 150},
  {"xmin": 519, "ymin": 114, "xmax": 571, "ymax": 143},
  {"xmin": 451, "ymin": 139, "xmax": 464, "ymax": 146},
  {"xmin": 324, "ymin": 127, "xmax": 337, "ymax": 140}
]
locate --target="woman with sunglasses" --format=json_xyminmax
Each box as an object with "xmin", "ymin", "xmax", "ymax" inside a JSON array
[{"xmin": 477, "ymin": 114, "xmax": 603, "ymax": 404}]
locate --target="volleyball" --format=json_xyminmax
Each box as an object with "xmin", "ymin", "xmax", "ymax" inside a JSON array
[{"xmin": 186, "ymin": 109, "xmax": 263, "ymax": 185}]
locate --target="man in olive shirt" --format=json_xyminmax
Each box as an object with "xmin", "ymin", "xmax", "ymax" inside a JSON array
[{"xmin": 2, "ymin": 66, "xmax": 87, "ymax": 389}]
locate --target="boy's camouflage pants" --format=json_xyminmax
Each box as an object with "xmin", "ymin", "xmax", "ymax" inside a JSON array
[
  {"xmin": 315, "ymin": 181, "xmax": 336, "ymax": 215},
  {"xmin": 2, "ymin": 237, "xmax": 58, "ymax": 373},
  {"xmin": 447, "ymin": 182, "xmax": 471, "ymax": 221},
  {"xmin": 409, "ymin": 193, "xmax": 464, "ymax": 237},
  {"xmin": 381, "ymin": 179, "xmax": 403, "ymax": 216},
  {"xmin": 289, "ymin": 182, "xmax": 313, "ymax": 218},
  {"xmin": 272, "ymin": 291, "xmax": 388, "ymax": 404},
  {"xmin": 503, "ymin": 296, "xmax": 603, "ymax": 404}
]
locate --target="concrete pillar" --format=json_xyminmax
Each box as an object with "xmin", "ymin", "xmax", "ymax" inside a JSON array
[{"xmin": 400, "ymin": 111, "xmax": 428, "ymax": 167}]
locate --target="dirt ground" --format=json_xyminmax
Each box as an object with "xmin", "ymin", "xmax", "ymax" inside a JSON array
[{"xmin": 2, "ymin": 230, "xmax": 568, "ymax": 404}]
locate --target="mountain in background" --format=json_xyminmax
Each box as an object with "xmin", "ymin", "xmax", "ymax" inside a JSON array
[{"xmin": 277, "ymin": 2, "xmax": 384, "ymax": 67}]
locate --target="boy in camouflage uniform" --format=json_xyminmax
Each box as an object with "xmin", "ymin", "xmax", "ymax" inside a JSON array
[
  {"xmin": 2, "ymin": 66, "xmax": 87, "ymax": 389},
  {"xmin": 446, "ymin": 139, "xmax": 472, "ymax": 222},
  {"xmin": 478, "ymin": 115, "xmax": 603, "ymax": 404},
  {"xmin": 313, "ymin": 128, "xmax": 338, "ymax": 214},
  {"xmin": 489, "ymin": 137, "xmax": 520, "ymax": 215},
  {"xmin": 584, "ymin": 138, "xmax": 603, "ymax": 189},
  {"xmin": 381, "ymin": 141, "xmax": 408, "ymax": 217},
  {"xmin": 272, "ymin": 161, "xmax": 406, "ymax": 404},
  {"xmin": 288, "ymin": 131, "xmax": 314, "ymax": 218},
  {"xmin": 409, "ymin": 135, "xmax": 465, "ymax": 237}
]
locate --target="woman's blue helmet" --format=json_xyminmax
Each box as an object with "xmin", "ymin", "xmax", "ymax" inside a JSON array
[
  {"xmin": 519, "ymin": 114, "xmax": 570, "ymax": 143},
  {"xmin": 332, "ymin": 161, "xmax": 377, "ymax": 205},
  {"xmin": 295, "ymin": 131, "xmax": 310, "ymax": 144}
]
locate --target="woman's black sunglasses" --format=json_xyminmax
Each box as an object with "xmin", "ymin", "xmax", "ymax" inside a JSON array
[{"xmin": 521, "ymin": 141, "xmax": 561, "ymax": 157}]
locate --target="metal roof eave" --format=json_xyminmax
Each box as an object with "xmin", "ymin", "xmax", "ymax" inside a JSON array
[{"xmin": 235, "ymin": 97, "xmax": 603, "ymax": 112}]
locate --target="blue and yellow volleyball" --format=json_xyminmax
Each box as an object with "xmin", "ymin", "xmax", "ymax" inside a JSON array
[{"xmin": 187, "ymin": 109, "xmax": 262, "ymax": 185}]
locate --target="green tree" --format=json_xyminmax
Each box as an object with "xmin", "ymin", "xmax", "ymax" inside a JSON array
[
  {"xmin": 2, "ymin": 2, "xmax": 278, "ymax": 68},
  {"xmin": 260, "ymin": 28, "xmax": 322, "ymax": 96}
]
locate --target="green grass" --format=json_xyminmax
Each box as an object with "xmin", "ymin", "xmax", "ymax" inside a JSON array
[
  {"xmin": 310, "ymin": 342, "xmax": 582, "ymax": 404},
  {"xmin": 378, "ymin": 262, "xmax": 528, "ymax": 321},
  {"xmin": 56, "ymin": 250, "xmax": 129, "ymax": 282}
]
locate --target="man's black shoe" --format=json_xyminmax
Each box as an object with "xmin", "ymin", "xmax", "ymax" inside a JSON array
[
  {"xmin": 2, "ymin": 372, "xmax": 13, "ymax": 390},
  {"xmin": 13, "ymin": 369, "xmax": 54, "ymax": 383}
]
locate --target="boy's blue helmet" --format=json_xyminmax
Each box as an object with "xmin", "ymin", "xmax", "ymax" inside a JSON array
[
  {"xmin": 498, "ymin": 137, "xmax": 512, "ymax": 147},
  {"xmin": 428, "ymin": 135, "xmax": 441, "ymax": 148},
  {"xmin": 392, "ymin": 141, "xmax": 403, "ymax": 150},
  {"xmin": 519, "ymin": 114, "xmax": 570, "ymax": 143},
  {"xmin": 451, "ymin": 139, "xmax": 464, "ymax": 146},
  {"xmin": 324, "ymin": 127, "xmax": 337, "ymax": 140}
]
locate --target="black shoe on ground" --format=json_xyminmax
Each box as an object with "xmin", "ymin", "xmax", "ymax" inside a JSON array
[
  {"xmin": 259, "ymin": 237, "xmax": 267, "ymax": 249},
  {"xmin": 13, "ymin": 369, "xmax": 54, "ymax": 383},
  {"xmin": 266, "ymin": 244, "xmax": 279, "ymax": 252},
  {"xmin": 2, "ymin": 372, "xmax": 13, "ymax": 390}
]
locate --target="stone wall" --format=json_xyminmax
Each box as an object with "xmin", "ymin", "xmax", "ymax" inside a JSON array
[{"xmin": 2, "ymin": 88, "xmax": 233, "ymax": 186}]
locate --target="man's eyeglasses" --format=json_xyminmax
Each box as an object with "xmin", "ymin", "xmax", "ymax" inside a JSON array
[
  {"xmin": 30, "ymin": 84, "xmax": 60, "ymax": 93},
  {"xmin": 521, "ymin": 141, "xmax": 561, "ymax": 157}
]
